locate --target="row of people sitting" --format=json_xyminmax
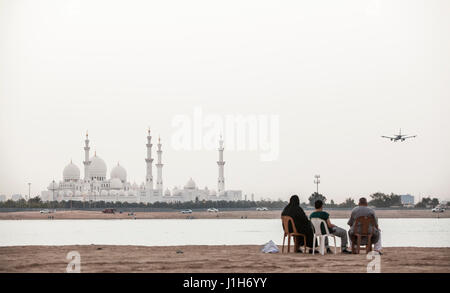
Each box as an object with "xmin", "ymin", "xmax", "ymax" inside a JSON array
[{"xmin": 281, "ymin": 195, "xmax": 382, "ymax": 254}]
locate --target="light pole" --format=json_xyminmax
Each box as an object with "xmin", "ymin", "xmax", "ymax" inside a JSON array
[{"xmin": 314, "ymin": 175, "xmax": 320, "ymax": 194}]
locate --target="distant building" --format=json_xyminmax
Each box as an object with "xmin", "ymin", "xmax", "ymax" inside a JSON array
[
  {"xmin": 0, "ymin": 195, "xmax": 6, "ymax": 202},
  {"xmin": 11, "ymin": 194, "xmax": 23, "ymax": 201},
  {"xmin": 400, "ymin": 194, "xmax": 414, "ymax": 205},
  {"xmin": 40, "ymin": 131, "xmax": 242, "ymax": 203}
]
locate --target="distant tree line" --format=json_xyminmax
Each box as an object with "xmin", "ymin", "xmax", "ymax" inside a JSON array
[
  {"xmin": 0, "ymin": 193, "xmax": 442, "ymax": 210},
  {"xmin": 308, "ymin": 192, "xmax": 357, "ymax": 208},
  {"xmin": 0, "ymin": 197, "xmax": 288, "ymax": 210},
  {"xmin": 307, "ymin": 192, "xmax": 441, "ymax": 208},
  {"xmin": 415, "ymin": 197, "xmax": 440, "ymax": 208}
]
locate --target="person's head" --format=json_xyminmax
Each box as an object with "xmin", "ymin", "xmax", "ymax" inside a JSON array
[
  {"xmin": 358, "ymin": 197, "xmax": 368, "ymax": 206},
  {"xmin": 314, "ymin": 200, "xmax": 323, "ymax": 210},
  {"xmin": 289, "ymin": 195, "xmax": 300, "ymax": 207}
]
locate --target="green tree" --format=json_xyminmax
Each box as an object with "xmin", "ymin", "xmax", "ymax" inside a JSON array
[
  {"xmin": 369, "ymin": 192, "xmax": 401, "ymax": 207},
  {"xmin": 339, "ymin": 198, "xmax": 356, "ymax": 208},
  {"xmin": 415, "ymin": 197, "xmax": 439, "ymax": 208},
  {"xmin": 308, "ymin": 192, "xmax": 326, "ymax": 206},
  {"xmin": 326, "ymin": 199, "xmax": 337, "ymax": 208}
]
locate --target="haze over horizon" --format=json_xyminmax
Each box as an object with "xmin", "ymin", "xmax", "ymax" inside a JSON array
[{"xmin": 1, "ymin": 0, "xmax": 449, "ymax": 202}]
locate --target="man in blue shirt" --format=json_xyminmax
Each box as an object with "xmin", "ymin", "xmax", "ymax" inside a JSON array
[{"xmin": 310, "ymin": 200, "xmax": 352, "ymax": 254}]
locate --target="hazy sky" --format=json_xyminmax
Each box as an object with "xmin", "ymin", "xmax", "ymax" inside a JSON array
[{"xmin": 1, "ymin": 0, "xmax": 449, "ymax": 202}]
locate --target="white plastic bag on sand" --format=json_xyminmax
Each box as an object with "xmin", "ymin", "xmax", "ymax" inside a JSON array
[{"xmin": 261, "ymin": 240, "xmax": 279, "ymax": 253}]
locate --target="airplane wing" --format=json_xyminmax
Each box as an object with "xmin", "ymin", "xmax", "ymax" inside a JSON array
[
  {"xmin": 381, "ymin": 136, "xmax": 395, "ymax": 139},
  {"xmin": 402, "ymin": 135, "xmax": 417, "ymax": 140}
]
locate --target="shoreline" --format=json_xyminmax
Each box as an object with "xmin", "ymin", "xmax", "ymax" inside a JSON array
[
  {"xmin": 0, "ymin": 209, "xmax": 447, "ymax": 220},
  {"xmin": 1, "ymin": 245, "xmax": 449, "ymax": 273}
]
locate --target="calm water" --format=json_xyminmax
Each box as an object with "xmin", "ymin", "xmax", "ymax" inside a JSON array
[{"xmin": 0, "ymin": 219, "xmax": 449, "ymax": 247}]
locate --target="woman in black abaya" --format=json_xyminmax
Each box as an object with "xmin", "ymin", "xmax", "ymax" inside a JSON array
[{"xmin": 281, "ymin": 195, "xmax": 316, "ymax": 253}]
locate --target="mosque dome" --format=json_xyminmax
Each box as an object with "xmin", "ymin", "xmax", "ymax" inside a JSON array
[
  {"xmin": 172, "ymin": 187, "xmax": 181, "ymax": 196},
  {"xmin": 89, "ymin": 154, "xmax": 107, "ymax": 178},
  {"xmin": 110, "ymin": 178, "xmax": 123, "ymax": 190},
  {"xmin": 47, "ymin": 181, "xmax": 58, "ymax": 190},
  {"xmin": 63, "ymin": 161, "xmax": 80, "ymax": 180},
  {"xmin": 184, "ymin": 178, "xmax": 196, "ymax": 189},
  {"xmin": 110, "ymin": 163, "xmax": 127, "ymax": 182},
  {"xmin": 209, "ymin": 189, "xmax": 217, "ymax": 196},
  {"xmin": 164, "ymin": 188, "xmax": 171, "ymax": 196}
]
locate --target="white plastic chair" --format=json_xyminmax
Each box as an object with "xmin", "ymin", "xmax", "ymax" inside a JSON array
[{"xmin": 310, "ymin": 218, "xmax": 337, "ymax": 255}]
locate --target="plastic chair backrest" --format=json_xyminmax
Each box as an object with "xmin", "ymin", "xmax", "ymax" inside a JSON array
[
  {"xmin": 281, "ymin": 216, "xmax": 298, "ymax": 234},
  {"xmin": 310, "ymin": 218, "xmax": 330, "ymax": 235},
  {"xmin": 354, "ymin": 216, "xmax": 376, "ymax": 236}
]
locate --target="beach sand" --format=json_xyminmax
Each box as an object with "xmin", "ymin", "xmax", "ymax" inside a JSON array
[
  {"xmin": 0, "ymin": 209, "xmax": 447, "ymax": 220},
  {"xmin": 0, "ymin": 245, "xmax": 449, "ymax": 273}
]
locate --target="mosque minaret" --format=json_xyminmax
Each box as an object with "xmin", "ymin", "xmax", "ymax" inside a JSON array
[
  {"xmin": 156, "ymin": 136, "xmax": 164, "ymax": 195},
  {"xmin": 40, "ymin": 130, "xmax": 242, "ymax": 203},
  {"xmin": 83, "ymin": 131, "xmax": 91, "ymax": 181},
  {"xmin": 217, "ymin": 135, "xmax": 225, "ymax": 193},
  {"xmin": 145, "ymin": 128, "xmax": 154, "ymax": 190}
]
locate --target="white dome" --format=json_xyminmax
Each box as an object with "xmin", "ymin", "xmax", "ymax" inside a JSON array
[
  {"xmin": 184, "ymin": 178, "xmax": 196, "ymax": 189},
  {"xmin": 63, "ymin": 161, "xmax": 80, "ymax": 180},
  {"xmin": 209, "ymin": 189, "xmax": 217, "ymax": 196},
  {"xmin": 47, "ymin": 181, "xmax": 58, "ymax": 190},
  {"xmin": 110, "ymin": 163, "xmax": 127, "ymax": 182},
  {"xmin": 110, "ymin": 178, "xmax": 123, "ymax": 189},
  {"xmin": 164, "ymin": 188, "xmax": 171, "ymax": 196},
  {"xmin": 89, "ymin": 154, "xmax": 107, "ymax": 178}
]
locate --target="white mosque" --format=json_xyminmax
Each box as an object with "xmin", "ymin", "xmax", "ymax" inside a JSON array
[{"xmin": 40, "ymin": 130, "xmax": 242, "ymax": 203}]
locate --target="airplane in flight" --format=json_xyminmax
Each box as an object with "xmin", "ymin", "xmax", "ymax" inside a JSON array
[{"xmin": 382, "ymin": 129, "xmax": 417, "ymax": 142}]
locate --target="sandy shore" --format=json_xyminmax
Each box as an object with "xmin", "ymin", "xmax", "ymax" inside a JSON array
[
  {"xmin": 0, "ymin": 209, "xmax": 446, "ymax": 220},
  {"xmin": 0, "ymin": 245, "xmax": 448, "ymax": 273}
]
